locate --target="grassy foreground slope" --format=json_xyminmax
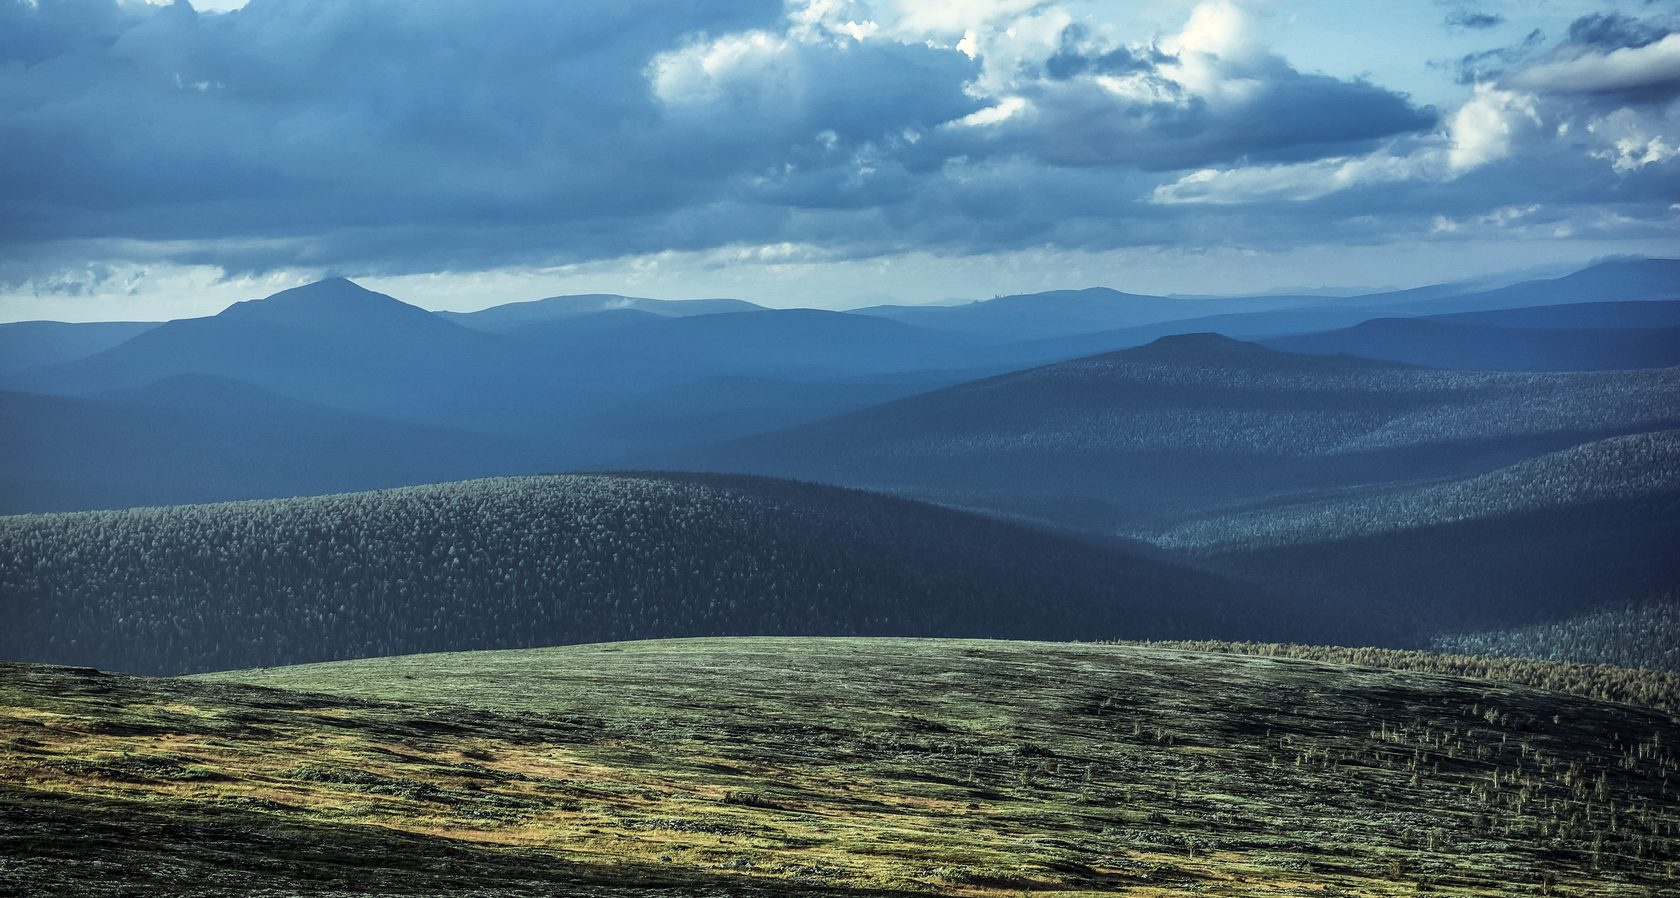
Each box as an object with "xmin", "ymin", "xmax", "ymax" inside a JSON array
[
  {"xmin": 0, "ymin": 473, "xmax": 1282, "ymax": 675},
  {"xmin": 5, "ymin": 639, "xmax": 1677, "ymax": 896}
]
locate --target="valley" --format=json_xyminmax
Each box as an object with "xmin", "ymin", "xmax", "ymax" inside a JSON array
[{"xmin": 4, "ymin": 259, "xmax": 1678, "ymax": 665}]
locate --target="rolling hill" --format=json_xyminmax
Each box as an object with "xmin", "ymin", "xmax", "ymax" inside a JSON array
[
  {"xmin": 1146, "ymin": 429, "xmax": 1680, "ymax": 553},
  {"xmin": 0, "ymin": 319, "xmax": 158, "ymax": 371},
  {"xmin": 0, "ymin": 375, "xmax": 556, "ymax": 514},
  {"xmin": 0, "ymin": 279, "xmax": 549, "ymax": 433},
  {"xmin": 853, "ymin": 287, "xmax": 1311, "ymax": 341},
  {"xmin": 518, "ymin": 309, "xmax": 981, "ymax": 383},
  {"xmin": 702, "ymin": 336, "xmax": 1680, "ymax": 642},
  {"xmin": 439, "ymin": 293, "xmax": 765, "ymax": 334},
  {"xmin": 1267, "ymin": 314, "xmax": 1680, "ymax": 371},
  {"xmin": 1146, "ymin": 430, "xmax": 1680, "ymax": 639},
  {"xmin": 861, "ymin": 259, "xmax": 1680, "ymax": 362},
  {"xmin": 5, "ymin": 639, "xmax": 1676, "ymax": 896},
  {"xmin": 1, "ymin": 279, "xmax": 981, "ymax": 453},
  {"xmin": 1381, "ymin": 257, "xmax": 1680, "ymax": 315},
  {"xmin": 1431, "ymin": 596, "xmax": 1680, "ymax": 673},
  {"xmin": 0, "ymin": 473, "xmax": 1296, "ymax": 676},
  {"xmin": 710, "ymin": 333, "xmax": 1680, "ymax": 531},
  {"xmin": 1421, "ymin": 298, "xmax": 1680, "ymax": 330}
]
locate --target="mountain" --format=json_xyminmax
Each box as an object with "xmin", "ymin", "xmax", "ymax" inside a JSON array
[
  {"xmin": 0, "ymin": 320, "xmax": 158, "ymax": 371},
  {"xmin": 2, "ymin": 280, "xmax": 981, "ymax": 450},
  {"xmin": 0, "ymin": 376, "xmax": 554, "ymax": 514},
  {"xmin": 0, "ymin": 279, "xmax": 551, "ymax": 433},
  {"xmin": 0, "ymin": 472, "xmax": 1296, "ymax": 675},
  {"xmin": 0, "ymin": 280, "xmax": 1000, "ymax": 503},
  {"xmin": 854, "ymin": 287, "xmax": 1311, "ymax": 342},
  {"xmin": 711, "ymin": 334, "xmax": 1680, "ymax": 530},
  {"xmin": 526, "ymin": 309, "xmax": 981, "ymax": 381},
  {"xmin": 1381, "ymin": 257, "xmax": 1680, "ymax": 315},
  {"xmin": 951, "ymin": 259, "xmax": 1680, "ymax": 370},
  {"xmin": 1143, "ymin": 430, "xmax": 1680, "ymax": 637},
  {"xmin": 6, "ymin": 265, "xmax": 1675, "ymax": 513},
  {"xmin": 1266, "ymin": 303, "xmax": 1680, "ymax": 371},
  {"xmin": 1431, "ymin": 596, "xmax": 1680, "ymax": 672},
  {"xmin": 440, "ymin": 293, "xmax": 764, "ymax": 335},
  {"xmin": 582, "ymin": 370, "xmax": 973, "ymax": 452},
  {"xmin": 1147, "ymin": 429, "xmax": 1680, "ymax": 553},
  {"xmin": 7, "ymin": 639, "xmax": 1675, "ymax": 896},
  {"xmin": 705, "ymin": 336, "xmax": 1680, "ymax": 641},
  {"xmin": 1420, "ymin": 298, "xmax": 1680, "ymax": 330}
]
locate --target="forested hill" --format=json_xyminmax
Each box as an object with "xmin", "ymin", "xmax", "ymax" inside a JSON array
[
  {"xmin": 0, "ymin": 473, "xmax": 1294, "ymax": 675},
  {"xmin": 707, "ymin": 334, "xmax": 1680, "ymax": 531}
]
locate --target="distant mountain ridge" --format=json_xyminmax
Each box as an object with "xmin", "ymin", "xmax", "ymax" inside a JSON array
[
  {"xmin": 1267, "ymin": 301, "xmax": 1680, "ymax": 371},
  {"xmin": 2, "ymin": 258, "xmax": 1675, "ymax": 517},
  {"xmin": 0, "ymin": 376, "xmax": 553, "ymax": 514},
  {"xmin": 440, "ymin": 293, "xmax": 765, "ymax": 335},
  {"xmin": 0, "ymin": 320, "xmax": 159, "ymax": 372},
  {"xmin": 3, "ymin": 261, "xmax": 1677, "ymax": 660},
  {"xmin": 853, "ymin": 258, "xmax": 1680, "ymax": 349}
]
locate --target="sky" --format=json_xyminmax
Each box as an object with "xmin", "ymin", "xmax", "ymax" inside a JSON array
[{"xmin": 1, "ymin": 0, "xmax": 1677, "ymax": 321}]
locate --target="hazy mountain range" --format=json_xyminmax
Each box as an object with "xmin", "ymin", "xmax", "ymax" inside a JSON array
[{"xmin": 2, "ymin": 257, "xmax": 1675, "ymax": 659}]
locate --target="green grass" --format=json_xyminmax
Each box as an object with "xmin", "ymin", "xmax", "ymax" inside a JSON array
[{"xmin": 4, "ymin": 637, "xmax": 1678, "ymax": 896}]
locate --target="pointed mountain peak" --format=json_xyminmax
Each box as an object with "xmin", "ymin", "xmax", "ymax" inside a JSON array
[{"xmin": 259, "ymin": 277, "xmax": 390, "ymax": 307}]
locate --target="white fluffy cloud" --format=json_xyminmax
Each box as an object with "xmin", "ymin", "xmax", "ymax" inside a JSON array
[
  {"xmin": 1447, "ymin": 85, "xmax": 1542, "ymax": 172},
  {"xmin": 1152, "ymin": 12, "xmax": 1680, "ymax": 207},
  {"xmin": 1588, "ymin": 107, "xmax": 1680, "ymax": 172}
]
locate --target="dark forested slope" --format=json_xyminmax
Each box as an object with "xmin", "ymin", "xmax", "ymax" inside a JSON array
[
  {"xmin": 0, "ymin": 473, "xmax": 1293, "ymax": 675},
  {"xmin": 711, "ymin": 334, "xmax": 1680, "ymax": 530}
]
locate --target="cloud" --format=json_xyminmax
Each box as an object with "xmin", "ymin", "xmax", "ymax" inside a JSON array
[
  {"xmin": 1507, "ymin": 32, "xmax": 1680, "ymax": 98},
  {"xmin": 1587, "ymin": 107, "xmax": 1680, "ymax": 173},
  {"xmin": 1150, "ymin": 83, "xmax": 1536, "ymax": 205},
  {"xmin": 1154, "ymin": 9, "xmax": 1680, "ymax": 212},
  {"xmin": 1565, "ymin": 12, "xmax": 1672, "ymax": 51},
  {"xmin": 648, "ymin": 29, "xmax": 979, "ymax": 145},
  {"xmin": 0, "ymin": 0, "xmax": 1674, "ymax": 297},
  {"xmin": 1445, "ymin": 9, "xmax": 1504, "ymax": 32},
  {"xmin": 1446, "ymin": 84, "xmax": 1541, "ymax": 171},
  {"xmin": 934, "ymin": 1, "xmax": 1434, "ymax": 170},
  {"xmin": 1448, "ymin": 27, "xmax": 1545, "ymax": 85}
]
